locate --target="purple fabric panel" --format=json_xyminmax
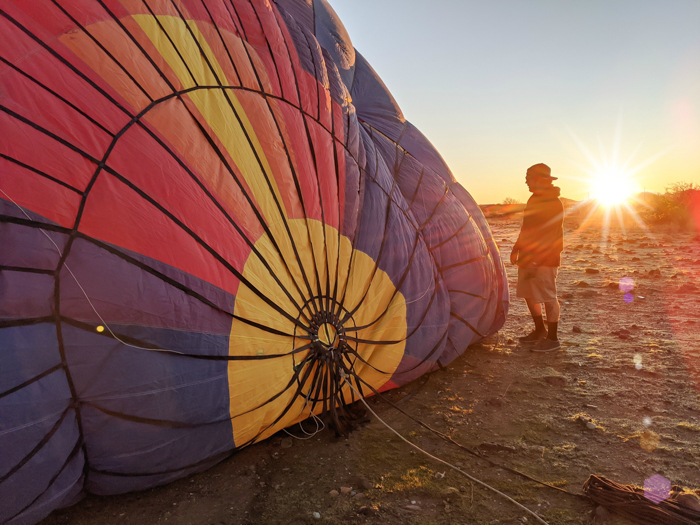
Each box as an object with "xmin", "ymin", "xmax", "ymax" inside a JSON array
[
  {"xmin": 398, "ymin": 122, "xmax": 454, "ymax": 185},
  {"xmin": 58, "ymin": 238, "xmax": 233, "ymax": 334},
  {"xmin": 311, "ymin": 0, "xmax": 356, "ymax": 90},
  {"xmin": 351, "ymin": 52, "xmax": 405, "ymax": 139},
  {"xmin": 0, "ymin": 221, "xmax": 67, "ymax": 271},
  {"xmin": 0, "ymin": 271, "xmax": 54, "ymax": 319}
]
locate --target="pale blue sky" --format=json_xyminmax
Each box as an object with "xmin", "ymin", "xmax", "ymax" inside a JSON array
[{"xmin": 330, "ymin": 0, "xmax": 700, "ymax": 203}]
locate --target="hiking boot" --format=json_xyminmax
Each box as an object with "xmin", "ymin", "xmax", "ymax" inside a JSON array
[
  {"xmin": 531, "ymin": 339, "xmax": 561, "ymax": 353},
  {"xmin": 518, "ymin": 330, "xmax": 547, "ymax": 344}
]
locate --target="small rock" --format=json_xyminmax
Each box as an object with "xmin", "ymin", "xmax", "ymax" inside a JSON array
[
  {"xmin": 358, "ymin": 505, "xmax": 379, "ymax": 516},
  {"xmin": 405, "ymin": 505, "xmax": 422, "ymax": 511},
  {"xmin": 280, "ymin": 437, "xmax": 293, "ymax": 449},
  {"xmin": 507, "ymin": 338, "xmax": 514, "ymax": 344},
  {"xmin": 544, "ymin": 376, "xmax": 566, "ymax": 387},
  {"xmin": 586, "ymin": 422, "xmax": 597, "ymax": 430},
  {"xmin": 677, "ymin": 493, "xmax": 700, "ymax": 511},
  {"xmin": 520, "ymin": 517, "xmax": 528, "ymax": 523},
  {"xmin": 312, "ymin": 511, "xmax": 321, "ymax": 519},
  {"xmin": 595, "ymin": 505, "xmax": 611, "ymax": 521},
  {"xmin": 340, "ymin": 486, "xmax": 352, "ymax": 495},
  {"xmin": 585, "ymin": 268, "xmax": 600, "ymax": 274},
  {"xmin": 576, "ymin": 280, "xmax": 590, "ymax": 287},
  {"xmin": 572, "ymin": 325, "xmax": 582, "ymax": 333},
  {"xmin": 353, "ymin": 492, "xmax": 365, "ymax": 499},
  {"xmin": 329, "ymin": 490, "xmax": 339, "ymax": 497}
]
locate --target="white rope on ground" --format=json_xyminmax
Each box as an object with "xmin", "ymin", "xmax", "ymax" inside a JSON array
[{"xmin": 340, "ymin": 372, "xmax": 550, "ymax": 525}]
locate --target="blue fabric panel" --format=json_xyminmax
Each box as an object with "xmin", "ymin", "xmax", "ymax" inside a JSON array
[
  {"xmin": 86, "ymin": 452, "xmax": 227, "ymax": 496},
  {"xmin": 0, "ymin": 271, "xmax": 55, "ymax": 320},
  {"xmin": 60, "ymin": 325, "xmax": 233, "ymax": 485},
  {"xmin": 0, "ymin": 324, "xmax": 62, "ymax": 399},
  {"xmin": 0, "ymin": 409, "xmax": 80, "ymax": 524},
  {"xmin": 59, "ymin": 238, "xmax": 233, "ymax": 334},
  {"xmin": 0, "ymin": 221, "xmax": 67, "ymax": 271},
  {"xmin": 8, "ymin": 452, "xmax": 84, "ymax": 525}
]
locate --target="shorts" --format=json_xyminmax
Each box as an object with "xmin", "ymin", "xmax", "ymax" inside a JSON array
[{"xmin": 516, "ymin": 266, "xmax": 559, "ymax": 303}]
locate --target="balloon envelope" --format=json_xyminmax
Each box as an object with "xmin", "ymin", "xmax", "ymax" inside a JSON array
[{"xmin": 0, "ymin": 1, "xmax": 508, "ymax": 522}]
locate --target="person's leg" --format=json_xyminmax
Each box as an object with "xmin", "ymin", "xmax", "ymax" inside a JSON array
[
  {"xmin": 543, "ymin": 300, "xmax": 560, "ymax": 340},
  {"xmin": 525, "ymin": 298, "xmax": 546, "ymax": 334}
]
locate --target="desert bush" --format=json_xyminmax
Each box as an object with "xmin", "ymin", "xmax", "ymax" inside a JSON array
[
  {"xmin": 502, "ymin": 197, "xmax": 522, "ymax": 205},
  {"xmin": 641, "ymin": 182, "xmax": 699, "ymax": 229}
]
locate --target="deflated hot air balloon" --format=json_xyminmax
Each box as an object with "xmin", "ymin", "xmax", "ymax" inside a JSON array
[{"xmin": 0, "ymin": 0, "xmax": 508, "ymax": 522}]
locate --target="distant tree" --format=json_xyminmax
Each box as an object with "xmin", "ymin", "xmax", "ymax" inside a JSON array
[{"xmin": 501, "ymin": 197, "xmax": 522, "ymax": 205}]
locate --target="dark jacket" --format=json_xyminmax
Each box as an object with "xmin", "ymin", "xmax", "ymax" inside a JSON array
[{"xmin": 516, "ymin": 186, "xmax": 564, "ymax": 267}]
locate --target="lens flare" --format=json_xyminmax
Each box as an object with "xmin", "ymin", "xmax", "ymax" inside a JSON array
[{"xmin": 590, "ymin": 168, "xmax": 637, "ymax": 206}]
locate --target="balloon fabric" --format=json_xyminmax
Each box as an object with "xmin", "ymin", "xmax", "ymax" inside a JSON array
[{"xmin": 0, "ymin": 1, "xmax": 508, "ymax": 522}]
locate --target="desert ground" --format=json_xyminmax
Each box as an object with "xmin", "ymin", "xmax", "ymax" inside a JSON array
[{"xmin": 43, "ymin": 213, "xmax": 700, "ymax": 525}]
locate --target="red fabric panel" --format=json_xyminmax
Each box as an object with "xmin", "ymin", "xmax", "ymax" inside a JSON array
[
  {"xmin": 232, "ymin": 0, "xmax": 282, "ymax": 98},
  {"xmin": 102, "ymin": 123, "xmax": 253, "ymax": 273},
  {"xmin": 1, "ymin": 2, "xmax": 138, "ymax": 117},
  {"xmin": 305, "ymin": 116, "xmax": 339, "ymax": 229},
  {"xmin": 79, "ymin": 174, "xmax": 242, "ymax": 296},
  {"xmin": 0, "ymin": 62, "xmax": 113, "ymax": 161},
  {"xmin": 0, "ymin": 110, "xmax": 97, "ymax": 192},
  {"xmin": 0, "ymin": 156, "xmax": 82, "ymax": 228},
  {"xmin": 234, "ymin": 91, "xmax": 304, "ymax": 221},
  {"xmin": 0, "ymin": 14, "xmax": 130, "ymax": 135},
  {"xmin": 249, "ymin": 0, "xmax": 299, "ymax": 107},
  {"xmin": 276, "ymin": 103, "xmax": 322, "ymax": 223},
  {"xmin": 143, "ymin": 96, "xmax": 264, "ymax": 241}
]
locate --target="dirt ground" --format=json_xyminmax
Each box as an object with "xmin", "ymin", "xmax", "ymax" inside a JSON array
[{"xmin": 43, "ymin": 214, "xmax": 700, "ymax": 525}]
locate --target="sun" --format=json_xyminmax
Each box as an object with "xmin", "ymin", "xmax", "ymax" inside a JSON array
[{"xmin": 589, "ymin": 167, "xmax": 637, "ymax": 206}]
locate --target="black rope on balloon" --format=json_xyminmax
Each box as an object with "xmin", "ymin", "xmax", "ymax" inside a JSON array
[
  {"xmin": 438, "ymin": 254, "xmax": 489, "ymax": 273},
  {"xmin": 89, "ymin": 449, "xmax": 233, "ymax": 478},
  {"xmin": 428, "ymin": 216, "xmax": 472, "ymax": 252},
  {"xmin": 0, "ymin": 265, "xmax": 54, "ymax": 275},
  {"xmin": 0, "ymin": 363, "xmax": 64, "ymax": 401},
  {"xmin": 0, "ymin": 153, "xmax": 84, "ymax": 195},
  {"xmin": 448, "ymin": 289, "xmax": 487, "ymax": 300},
  {"xmin": 450, "ymin": 311, "xmax": 484, "ymax": 339}
]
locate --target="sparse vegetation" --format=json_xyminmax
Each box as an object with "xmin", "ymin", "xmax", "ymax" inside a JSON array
[
  {"xmin": 501, "ymin": 197, "xmax": 522, "ymax": 205},
  {"xmin": 641, "ymin": 182, "xmax": 699, "ymax": 229}
]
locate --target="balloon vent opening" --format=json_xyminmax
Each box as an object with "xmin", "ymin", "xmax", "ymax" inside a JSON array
[{"xmin": 292, "ymin": 302, "xmax": 368, "ymax": 436}]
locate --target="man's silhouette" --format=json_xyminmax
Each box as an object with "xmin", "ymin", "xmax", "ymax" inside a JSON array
[{"xmin": 510, "ymin": 163, "xmax": 564, "ymax": 352}]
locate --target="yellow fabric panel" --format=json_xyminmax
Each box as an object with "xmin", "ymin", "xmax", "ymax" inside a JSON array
[
  {"xmin": 132, "ymin": 15, "xmax": 286, "ymax": 225},
  {"xmin": 229, "ymin": 219, "xmax": 406, "ymax": 446}
]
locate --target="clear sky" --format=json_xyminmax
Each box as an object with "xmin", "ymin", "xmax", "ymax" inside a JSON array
[{"xmin": 329, "ymin": 0, "xmax": 700, "ymax": 204}]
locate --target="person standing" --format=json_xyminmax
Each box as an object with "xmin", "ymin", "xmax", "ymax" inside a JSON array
[{"xmin": 510, "ymin": 163, "xmax": 565, "ymax": 352}]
